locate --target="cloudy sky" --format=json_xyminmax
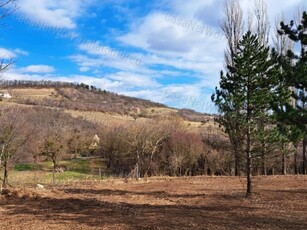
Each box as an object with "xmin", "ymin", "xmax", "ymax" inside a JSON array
[{"xmin": 0, "ymin": 0, "xmax": 305, "ymax": 113}]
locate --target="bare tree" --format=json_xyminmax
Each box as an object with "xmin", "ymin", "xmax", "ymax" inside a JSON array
[
  {"xmin": 221, "ymin": 0, "xmax": 270, "ymax": 60},
  {"xmin": 220, "ymin": 0, "xmax": 244, "ymax": 67},
  {"xmin": 40, "ymin": 109, "xmax": 68, "ymax": 185},
  {"xmin": 254, "ymin": 0, "xmax": 270, "ymax": 45},
  {"xmin": 247, "ymin": 10, "xmax": 254, "ymax": 32},
  {"xmin": 0, "ymin": 107, "xmax": 28, "ymax": 189},
  {"xmin": 167, "ymin": 131, "xmax": 203, "ymax": 176}
]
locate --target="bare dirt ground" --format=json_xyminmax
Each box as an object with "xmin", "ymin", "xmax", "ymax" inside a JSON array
[{"xmin": 0, "ymin": 175, "xmax": 306, "ymax": 230}]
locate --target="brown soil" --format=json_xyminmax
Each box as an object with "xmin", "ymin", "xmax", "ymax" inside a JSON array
[{"xmin": 0, "ymin": 175, "xmax": 306, "ymax": 230}]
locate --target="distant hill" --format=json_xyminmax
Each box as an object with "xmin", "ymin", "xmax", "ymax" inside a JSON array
[
  {"xmin": 0, "ymin": 80, "xmax": 215, "ymax": 125},
  {"xmin": 0, "ymin": 80, "xmax": 165, "ymax": 114}
]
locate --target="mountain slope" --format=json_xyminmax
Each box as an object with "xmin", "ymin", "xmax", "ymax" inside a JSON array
[{"xmin": 0, "ymin": 80, "xmax": 215, "ymax": 129}]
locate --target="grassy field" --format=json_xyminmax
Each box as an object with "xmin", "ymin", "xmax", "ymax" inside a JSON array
[
  {"xmin": 0, "ymin": 175, "xmax": 306, "ymax": 229},
  {"xmin": 1, "ymin": 158, "xmax": 110, "ymax": 186},
  {"xmin": 8, "ymin": 88, "xmax": 59, "ymax": 100},
  {"xmin": 67, "ymin": 109, "xmax": 136, "ymax": 125}
]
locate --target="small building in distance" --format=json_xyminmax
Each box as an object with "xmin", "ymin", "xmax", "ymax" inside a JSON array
[
  {"xmin": 0, "ymin": 91, "xmax": 12, "ymax": 99},
  {"xmin": 90, "ymin": 134, "xmax": 100, "ymax": 149}
]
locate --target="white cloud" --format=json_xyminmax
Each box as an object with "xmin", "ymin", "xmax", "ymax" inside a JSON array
[
  {"xmin": 0, "ymin": 47, "xmax": 29, "ymax": 60},
  {"xmin": 0, "ymin": 48, "xmax": 16, "ymax": 59},
  {"xmin": 117, "ymin": 11, "xmax": 225, "ymax": 89},
  {"xmin": 79, "ymin": 67, "xmax": 90, "ymax": 72},
  {"xmin": 108, "ymin": 71, "xmax": 160, "ymax": 89},
  {"xmin": 113, "ymin": 0, "xmax": 306, "ymax": 113},
  {"xmin": 122, "ymin": 84, "xmax": 217, "ymax": 113},
  {"xmin": 69, "ymin": 43, "xmax": 149, "ymax": 76},
  {"xmin": 18, "ymin": 65, "xmax": 56, "ymax": 74},
  {"xmin": 13, "ymin": 49, "xmax": 29, "ymax": 56},
  {"xmin": 78, "ymin": 42, "xmax": 143, "ymax": 66},
  {"xmin": 17, "ymin": 0, "xmax": 95, "ymax": 29}
]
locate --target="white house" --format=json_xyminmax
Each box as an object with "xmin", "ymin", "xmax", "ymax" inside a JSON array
[{"xmin": 0, "ymin": 92, "xmax": 12, "ymax": 99}]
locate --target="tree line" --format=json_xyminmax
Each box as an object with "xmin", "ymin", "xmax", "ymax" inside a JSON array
[{"xmin": 0, "ymin": 106, "xmax": 230, "ymax": 189}]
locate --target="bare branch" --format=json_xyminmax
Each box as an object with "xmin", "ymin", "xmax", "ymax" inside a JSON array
[
  {"xmin": 220, "ymin": 0, "xmax": 244, "ymax": 67},
  {"xmin": 254, "ymin": 0, "xmax": 270, "ymax": 45}
]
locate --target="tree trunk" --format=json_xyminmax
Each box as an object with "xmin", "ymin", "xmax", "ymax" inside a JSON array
[
  {"xmin": 246, "ymin": 150, "xmax": 252, "ymax": 196},
  {"xmin": 246, "ymin": 129, "xmax": 252, "ymax": 197},
  {"xmin": 303, "ymin": 137, "xmax": 307, "ymax": 175},
  {"xmin": 203, "ymin": 158, "xmax": 208, "ymax": 176},
  {"xmin": 2, "ymin": 160, "xmax": 8, "ymax": 189},
  {"xmin": 294, "ymin": 146, "xmax": 298, "ymax": 175},
  {"xmin": 235, "ymin": 151, "xmax": 241, "ymax": 176},
  {"xmin": 52, "ymin": 159, "xmax": 56, "ymax": 185},
  {"xmin": 34, "ymin": 156, "xmax": 37, "ymax": 184},
  {"xmin": 136, "ymin": 152, "xmax": 140, "ymax": 180},
  {"xmin": 261, "ymin": 152, "xmax": 267, "ymax": 175},
  {"xmin": 231, "ymin": 134, "xmax": 242, "ymax": 176},
  {"xmin": 282, "ymin": 154, "xmax": 287, "ymax": 175}
]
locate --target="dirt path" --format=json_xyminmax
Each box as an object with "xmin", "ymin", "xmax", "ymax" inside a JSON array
[{"xmin": 1, "ymin": 175, "xmax": 307, "ymax": 229}]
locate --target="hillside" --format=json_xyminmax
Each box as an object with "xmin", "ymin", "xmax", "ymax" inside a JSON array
[
  {"xmin": 0, "ymin": 80, "xmax": 230, "ymax": 180},
  {"xmin": 0, "ymin": 80, "xmax": 215, "ymax": 126}
]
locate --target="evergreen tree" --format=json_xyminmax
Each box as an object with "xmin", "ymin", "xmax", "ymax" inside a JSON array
[
  {"xmin": 212, "ymin": 31, "xmax": 279, "ymax": 196},
  {"xmin": 278, "ymin": 11, "xmax": 307, "ymax": 174}
]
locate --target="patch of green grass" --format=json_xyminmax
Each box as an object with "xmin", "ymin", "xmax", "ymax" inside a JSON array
[
  {"xmin": 39, "ymin": 161, "xmax": 54, "ymax": 170},
  {"xmin": 14, "ymin": 163, "xmax": 40, "ymax": 171},
  {"xmin": 65, "ymin": 159, "xmax": 90, "ymax": 173},
  {"xmin": 36, "ymin": 159, "xmax": 90, "ymax": 172},
  {"xmin": 43, "ymin": 170, "xmax": 101, "ymax": 181},
  {"xmin": 11, "ymin": 158, "xmax": 110, "ymax": 185}
]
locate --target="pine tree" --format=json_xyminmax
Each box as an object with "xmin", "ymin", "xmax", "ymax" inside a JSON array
[
  {"xmin": 212, "ymin": 31, "xmax": 279, "ymax": 196},
  {"xmin": 278, "ymin": 11, "xmax": 307, "ymax": 174}
]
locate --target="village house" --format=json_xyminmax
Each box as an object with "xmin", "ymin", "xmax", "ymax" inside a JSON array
[{"xmin": 0, "ymin": 91, "xmax": 12, "ymax": 99}]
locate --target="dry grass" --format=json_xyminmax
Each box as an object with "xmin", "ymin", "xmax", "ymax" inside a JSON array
[
  {"xmin": 9, "ymin": 88, "xmax": 59, "ymax": 100},
  {"xmin": 0, "ymin": 175, "xmax": 306, "ymax": 229},
  {"xmin": 66, "ymin": 110, "xmax": 136, "ymax": 125},
  {"xmin": 0, "ymin": 100, "xmax": 216, "ymax": 133},
  {"xmin": 143, "ymin": 107, "xmax": 178, "ymax": 116},
  {"xmin": 183, "ymin": 120, "xmax": 218, "ymax": 132},
  {"xmin": 67, "ymin": 109, "xmax": 218, "ymax": 134}
]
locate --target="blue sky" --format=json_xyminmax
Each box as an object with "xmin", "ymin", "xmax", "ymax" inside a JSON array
[{"xmin": 0, "ymin": 0, "xmax": 305, "ymax": 113}]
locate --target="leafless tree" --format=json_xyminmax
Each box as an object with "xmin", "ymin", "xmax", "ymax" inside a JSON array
[
  {"xmin": 167, "ymin": 131, "xmax": 204, "ymax": 176},
  {"xmin": 221, "ymin": 0, "xmax": 270, "ymax": 64},
  {"xmin": 0, "ymin": 107, "xmax": 28, "ymax": 189},
  {"xmin": 40, "ymin": 109, "xmax": 68, "ymax": 185},
  {"xmin": 220, "ymin": 0, "xmax": 244, "ymax": 67},
  {"xmin": 254, "ymin": 0, "xmax": 270, "ymax": 45}
]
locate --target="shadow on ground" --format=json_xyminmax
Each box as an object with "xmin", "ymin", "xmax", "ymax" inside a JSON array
[{"xmin": 1, "ymin": 186, "xmax": 306, "ymax": 230}]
